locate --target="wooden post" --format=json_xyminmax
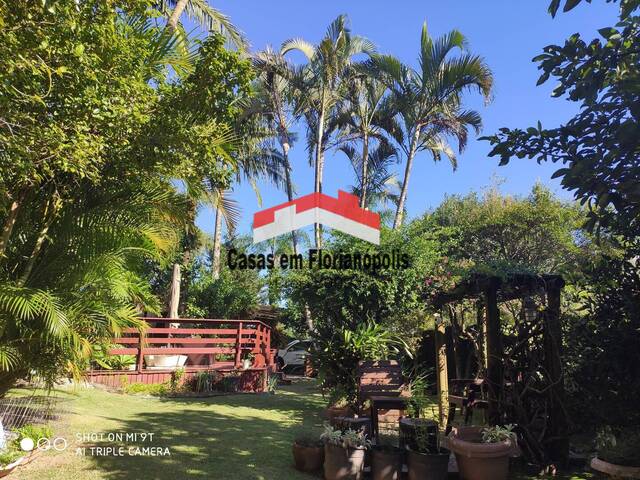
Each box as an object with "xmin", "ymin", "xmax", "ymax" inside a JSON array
[
  {"xmin": 544, "ymin": 279, "xmax": 569, "ymax": 463},
  {"xmin": 485, "ymin": 278, "xmax": 503, "ymax": 426},
  {"xmin": 168, "ymin": 264, "xmax": 181, "ymax": 320},
  {"xmin": 476, "ymin": 299, "xmax": 488, "ymax": 373},
  {"xmin": 234, "ymin": 321, "xmax": 243, "ymax": 368},
  {"xmin": 435, "ymin": 313, "xmax": 449, "ymax": 430},
  {"xmin": 136, "ymin": 331, "xmax": 144, "ymax": 372}
]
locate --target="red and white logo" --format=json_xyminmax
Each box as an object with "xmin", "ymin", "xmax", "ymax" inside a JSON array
[{"xmin": 253, "ymin": 191, "xmax": 380, "ymax": 245}]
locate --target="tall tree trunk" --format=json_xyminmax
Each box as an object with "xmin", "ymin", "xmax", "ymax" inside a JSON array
[
  {"xmin": 393, "ymin": 130, "xmax": 420, "ymax": 229},
  {"xmin": 167, "ymin": 0, "xmax": 189, "ymax": 31},
  {"xmin": 314, "ymin": 93, "xmax": 326, "ymax": 248},
  {"xmin": 169, "ymin": 263, "xmax": 181, "ymax": 319},
  {"xmin": 0, "ymin": 189, "xmax": 27, "ymax": 259},
  {"xmin": 360, "ymin": 131, "xmax": 369, "ymax": 209},
  {"xmin": 18, "ymin": 194, "xmax": 60, "ymax": 286},
  {"xmin": 282, "ymin": 142, "xmax": 297, "ymax": 255},
  {"xmin": 304, "ymin": 304, "xmax": 313, "ymax": 332},
  {"xmin": 212, "ymin": 205, "xmax": 223, "ymax": 279}
]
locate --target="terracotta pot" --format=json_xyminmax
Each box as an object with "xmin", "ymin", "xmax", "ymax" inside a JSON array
[
  {"xmin": 324, "ymin": 443, "xmax": 366, "ymax": 480},
  {"xmin": 591, "ymin": 456, "xmax": 640, "ymax": 478},
  {"xmin": 371, "ymin": 446, "xmax": 403, "ymax": 480},
  {"xmin": 326, "ymin": 406, "xmax": 351, "ymax": 426},
  {"xmin": 407, "ymin": 448, "xmax": 450, "ymax": 480},
  {"xmin": 399, "ymin": 418, "xmax": 438, "ymax": 451},
  {"xmin": 292, "ymin": 441, "xmax": 324, "ymax": 472},
  {"xmin": 447, "ymin": 426, "xmax": 514, "ymax": 480}
]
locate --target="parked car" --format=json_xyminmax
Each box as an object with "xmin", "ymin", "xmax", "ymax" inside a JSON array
[{"xmin": 276, "ymin": 340, "xmax": 312, "ymax": 371}]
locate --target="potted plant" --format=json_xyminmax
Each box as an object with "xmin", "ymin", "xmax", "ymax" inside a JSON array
[
  {"xmin": 401, "ymin": 378, "xmax": 438, "ymax": 450},
  {"xmin": 371, "ymin": 435, "xmax": 403, "ymax": 480},
  {"xmin": 292, "ymin": 432, "xmax": 324, "ymax": 473},
  {"xmin": 447, "ymin": 424, "xmax": 517, "ymax": 480},
  {"xmin": 591, "ymin": 426, "xmax": 640, "ymax": 478},
  {"xmin": 325, "ymin": 387, "xmax": 353, "ymax": 425},
  {"xmin": 406, "ymin": 422, "xmax": 449, "ymax": 480},
  {"xmin": 321, "ymin": 424, "xmax": 371, "ymax": 480}
]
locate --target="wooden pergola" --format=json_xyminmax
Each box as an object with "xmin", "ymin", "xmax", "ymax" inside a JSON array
[{"xmin": 431, "ymin": 273, "xmax": 569, "ymax": 463}]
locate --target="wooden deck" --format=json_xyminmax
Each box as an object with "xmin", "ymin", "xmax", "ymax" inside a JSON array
[{"xmin": 85, "ymin": 317, "xmax": 276, "ymax": 392}]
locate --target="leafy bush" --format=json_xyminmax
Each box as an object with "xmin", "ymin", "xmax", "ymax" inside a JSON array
[
  {"xmin": 13, "ymin": 424, "xmax": 53, "ymax": 444},
  {"xmin": 312, "ymin": 322, "xmax": 409, "ymax": 408},
  {"xmin": 186, "ymin": 370, "xmax": 223, "ymax": 393},
  {"xmin": 0, "ymin": 448, "xmax": 22, "ymax": 468},
  {"xmin": 122, "ymin": 382, "xmax": 169, "ymax": 396}
]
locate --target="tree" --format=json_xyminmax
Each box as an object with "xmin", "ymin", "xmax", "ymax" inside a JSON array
[
  {"xmin": 427, "ymin": 184, "xmax": 587, "ymax": 276},
  {"xmin": 481, "ymin": 0, "xmax": 640, "ymax": 429},
  {"xmin": 371, "ymin": 22, "xmax": 493, "ymax": 229},
  {"xmin": 482, "ymin": 1, "xmax": 639, "ymax": 239},
  {"xmin": 335, "ymin": 74, "xmax": 392, "ymax": 208},
  {"xmin": 155, "ymin": 33, "xmax": 253, "ymax": 287},
  {"xmin": 185, "ymin": 236, "xmax": 263, "ymax": 319},
  {"xmin": 250, "ymin": 48, "xmax": 300, "ymax": 253},
  {"xmin": 162, "ymin": 0, "xmax": 246, "ymax": 49},
  {"xmin": 338, "ymin": 140, "xmax": 400, "ymax": 214},
  {"xmin": 282, "ymin": 15, "xmax": 376, "ymax": 247},
  {"xmin": 0, "ymin": 1, "xmax": 245, "ymax": 392}
]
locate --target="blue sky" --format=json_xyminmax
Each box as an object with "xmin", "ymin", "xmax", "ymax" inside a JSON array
[{"xmin": 195, "ymin": 1, "xmax": 618, "ymax": 237}]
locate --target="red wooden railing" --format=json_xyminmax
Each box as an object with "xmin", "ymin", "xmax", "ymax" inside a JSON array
[{"xmin": 108, "ymin": 317, "xmax": 273, "ymax": 372}]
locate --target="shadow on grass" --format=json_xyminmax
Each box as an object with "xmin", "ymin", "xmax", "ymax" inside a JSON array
[{"xmin": 85, "ymin": 381, "xmax": 325, "ymax": 480}]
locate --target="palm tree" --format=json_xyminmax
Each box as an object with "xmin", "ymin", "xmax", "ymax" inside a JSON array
[
  {"xmin": 339, "ymin": 140, "xmax": 400, "ymax": 212},
  {"xmin": 334, "ymin": 73, "xmax": 392, "ymax": 208},
  {"xmin": 371, "ymin": 23, "xmax": 493, "ymax": 229},
  {"xmin": 250, "ymin": 48, "xmax": 299, "ymax": 253},
  {"xmin": 0, "ymin": 180, "xmax": 186, "ymax": 395},
  {"xmin": 282, "ymin": 15, "xmax": 376, "ymax": 247},
  {"xmin": 161, "ymin": 0, "xmax": 246, "ymax": 49},
  {"xmin": 208, "ymin": 123, "xmax": 288, "ymax": 280}
]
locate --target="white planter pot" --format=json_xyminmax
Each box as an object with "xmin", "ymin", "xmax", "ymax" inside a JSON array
[
  {"xmin": 242, "ymin": 359, "xmax": 252, "ymax": 370},
  {"xmin": 144, "ymin": 355, "xmax": 188, "ymax": 369}
]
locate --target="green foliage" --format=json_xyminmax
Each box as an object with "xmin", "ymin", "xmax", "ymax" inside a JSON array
[
  {"xmin": 0, "ymin": 447, "xmax": 22, "ymax": 468},
  {"xmin": 312, "ymin": 321, "xmax": 410, "ymax": 408},
  {"xmin": 122, "ymin": 382, "xmax": 170, "ymax": 396},
  {"xmin": 425, "ymin": 184, "xmax": 588, "ymax": 279},
  {"xmin": 563, "ymin": 237, "xmax": 640, "ymax": 425},
  {"xmin": 321, "ymin": 424, "xmax": 371, "ymax": 449},
  {"xmin": 368, "ymin": 21, "xmax": 493, "ymax": 227},
  {"xmin": 0, "ymin": 1, "xmax": 249, "ymax": 394},
  {"xmin": 481, "ymin": 0, "xmax": 640, "ymax": 430},
  {"xmin": 13, "ymin": 424, "xmax": 53, "ymax": 444},
  {"xmin": 266, "ymin": 374, "xmax": 279, "ymax": 394},
  {"xmin": 91, "ymin": 344, "xmax": 136, "ymax": 371},
  {"xmin": 483, "ymin": 1, "xmax": 640, "ymax": 237},
  {"xmin": 185, "ymin": 238, "xmax": 263, "ymax": 319},
  {"xmin": 286, "ymin": 227, "xmax": 443, "ymax": 335},
  {"xmin": 481, "ymin": 424, "xmax": 517, "ymax": 444},
  {"xmin": 187, "ymin": 370, "xmax": 223, "ymax": 393}
]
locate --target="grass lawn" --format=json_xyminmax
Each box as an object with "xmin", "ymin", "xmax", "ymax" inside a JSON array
[
  {"xmin": 13, "ymin": 380, "xmax": 326, "ymax": 480},
  {"xmin": 9, "ymin": 380, "xmax": 595, "ymax": 480}
]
